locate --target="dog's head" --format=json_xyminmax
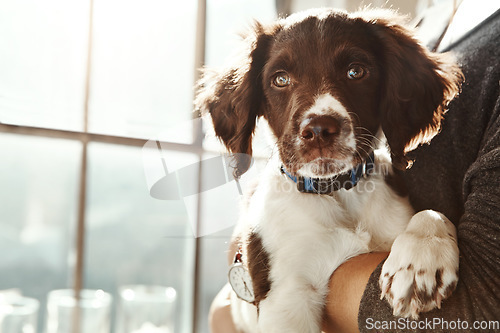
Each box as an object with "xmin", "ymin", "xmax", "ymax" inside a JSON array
[{"xmin": 195, "ymin": 9, "xmax": 462, "ymax": 178}]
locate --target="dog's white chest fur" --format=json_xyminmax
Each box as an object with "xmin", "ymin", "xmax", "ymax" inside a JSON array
[
  {"xmin": 231, "ymin": 150, "xmax": 458, "ymax": 333},
  {"xmin": 232, "ymin": 151, "xmax": 413, "ymax": 332},
  {"xmin": 248, "ymin": 150, "xmax": 411, "ymax": 250}
]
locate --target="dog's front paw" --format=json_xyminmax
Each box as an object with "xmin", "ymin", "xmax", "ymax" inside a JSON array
[{"xmin": 379, "ymin": 210, "xmax": 459, "ymax": 319}]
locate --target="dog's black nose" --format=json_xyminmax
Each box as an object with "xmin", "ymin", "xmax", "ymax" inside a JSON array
[{"xmin": 300, "ymin": 115, "xmax": 340, "ymax": 142}]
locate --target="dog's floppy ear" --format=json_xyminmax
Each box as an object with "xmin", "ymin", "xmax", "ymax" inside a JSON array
[
  {"xmin": 195, "ymin": 23, "xmax": 277, "ymax": 177},
  {"xmin": 366, "ymin": 13, "xmax": 463, "ymax": 169}
]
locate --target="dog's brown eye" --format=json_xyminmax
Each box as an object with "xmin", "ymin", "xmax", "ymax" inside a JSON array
[
  {"xmin": 273, "ymin": 72, "xmax": 291, "ymax": 87},
  {"xmin": 347, "ymin": 65, "xmax": 366, "ymax": 80}
]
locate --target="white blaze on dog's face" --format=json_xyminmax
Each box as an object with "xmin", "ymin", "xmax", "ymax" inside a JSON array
[{"xmin": 294, "ymin": 94, "xmax": 357, "ymax": 178}]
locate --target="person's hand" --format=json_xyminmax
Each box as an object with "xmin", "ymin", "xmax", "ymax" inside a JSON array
[{"xmin": 209, "ymin": 283, "xmax": 238, "ymax": 333}]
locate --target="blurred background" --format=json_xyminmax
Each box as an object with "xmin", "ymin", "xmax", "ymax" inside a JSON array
[{"xmin": 0, "ymin": 0, "xmax": 435, "ymax": 332}]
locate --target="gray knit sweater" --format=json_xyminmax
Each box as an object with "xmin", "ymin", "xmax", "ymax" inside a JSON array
[{"xmin": 358, "ymin": 8, "xmax": 500, "ymax": 333}]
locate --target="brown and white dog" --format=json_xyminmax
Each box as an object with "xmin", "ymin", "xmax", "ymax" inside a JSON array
[{"xmin": 196, "ymin": 8, "xmax": 462, "ymax": 333}]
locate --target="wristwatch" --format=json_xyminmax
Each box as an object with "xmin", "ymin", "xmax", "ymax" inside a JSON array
[{"xmin": 228, "ymin": 249, "xmax": 255, "ymax": 303}]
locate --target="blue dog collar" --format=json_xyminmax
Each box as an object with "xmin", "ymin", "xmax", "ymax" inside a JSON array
[{"xmin": 280, "ymin": 151, "xmax": 376, "ymax": 194}]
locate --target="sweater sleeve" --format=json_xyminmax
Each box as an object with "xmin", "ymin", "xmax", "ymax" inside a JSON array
[
  {"xmin": 358, "ymin": 11, "xmax": 500, "ymax": 333},
  {"xmin": 358, "ymin": 95, "xmax": 500, "ymax": 332}
]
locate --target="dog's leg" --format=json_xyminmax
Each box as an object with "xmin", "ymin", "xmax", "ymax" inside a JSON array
[
  {"xmin": 257, "ymin": 275, "xmax": 328, "ymax": 333},
  {"xmin": 230, "ymin": 291, "xmax": 259, "ymax": 332},
  {"xmin": 255, "ymin": 227, "xmax": 371, "ymax": 333},
  {"xmin": 379, "ymin": 210, "xmax": 459, "ymax": 319}
]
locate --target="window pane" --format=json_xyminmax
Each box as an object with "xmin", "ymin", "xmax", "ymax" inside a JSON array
[
  {"xmin": 88, "ymin": 0, "xmax": 198, "ymax": 141},
  {"xmin": 85, "ymin": 143, "xmax": 195, "ymax": 332},
  {"xmin": 203, "ymin": 0, "xmax": 277, "ymax": 157},
  {"xmin": 205, "ymin": 0, "xmax": 276, "ymax": 67},
  {"xmin": 0, "ymin": 133, "xmax": 81, "ymax": 331},
  {"xmin": 197, "ymin": 228, "xmax": 234, "ymax": 333},
  {"xmin": 0, "ymin": 1, "xmax": 88, "ymax": 131}
]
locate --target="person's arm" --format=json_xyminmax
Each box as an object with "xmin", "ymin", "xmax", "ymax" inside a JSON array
[
  {"xmin": 322, "ymin": 252, "xmax": 388, "ymax": 333},
  {"xmin": 209, "ymin": 237, "xmax": 240, "ymax": 333},
  {"xmin": 356, "ymin": 8, "xmax": 500, "ymax": 332},
  {"xmin": 209, "ymin": 284, "xmax": 239, "ymax": 333}
]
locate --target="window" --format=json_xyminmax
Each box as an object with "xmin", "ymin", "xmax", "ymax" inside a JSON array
[{"xmin": 0, "ymin": 0, "xmax": 275, "ymax": 332}]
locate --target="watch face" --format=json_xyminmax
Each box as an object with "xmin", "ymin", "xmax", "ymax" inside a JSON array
[{"xmin": 228, "ymin": 263, "xmax": 255, "ymax": 303}]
